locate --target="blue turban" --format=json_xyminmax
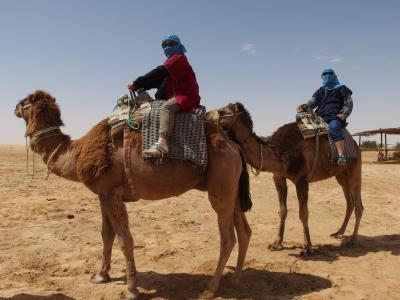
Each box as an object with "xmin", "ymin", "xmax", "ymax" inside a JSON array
[
  {"xmin": 321, "ymin": 68, "xmax": 342, "ymax": 90},
  {"xmin": 162, "ymin": 34, "xmax": 186, "ymax": 58}
]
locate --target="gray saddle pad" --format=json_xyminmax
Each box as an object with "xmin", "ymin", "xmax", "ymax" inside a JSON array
[
  {"xmin": 142, "ymin": 100, "xmax": 207, "ymax": 169},
  {"xmin": 328, "ymin": 128, "xmax": 359, "ymax": 164}
]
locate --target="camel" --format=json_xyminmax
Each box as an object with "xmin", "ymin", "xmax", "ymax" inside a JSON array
[
  {"xmin": 214, "ymin": 102, "xmax": 363, "ymax": 255},
  {"xmin": 14, "ymin": 90, "xmax": 253, "ymax": 300}
]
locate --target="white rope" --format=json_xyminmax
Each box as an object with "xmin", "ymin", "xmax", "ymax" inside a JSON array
[
  {"xmin": 250, "ymin": 143, "xmax": 263, "ymax": 176},
  {"xmin": 45, "ymin": 141, "xmax": 65, "ymax": 180}
]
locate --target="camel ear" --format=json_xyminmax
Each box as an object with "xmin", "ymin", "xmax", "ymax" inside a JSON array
[{"xmin": 235, "ymin": 102, "xmax": 245, "ymax": 113}]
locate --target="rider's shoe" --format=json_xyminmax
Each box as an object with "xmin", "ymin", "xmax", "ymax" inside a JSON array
[
  {"xmin": 143, "ymin": 142, "xmax": 169, "ymax": 157},
  {"xmin": 336, "ymin": 155, "xmax": 347, "ymax": 165}
]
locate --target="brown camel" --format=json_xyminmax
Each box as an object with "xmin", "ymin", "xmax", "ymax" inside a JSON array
[
  {"xmin": 14, "ymin": 90, "xmax": 253, "ymax": 300},
  {"xmin": 214, "ymin": 102, "xmax": 363, "ymax": 255}
]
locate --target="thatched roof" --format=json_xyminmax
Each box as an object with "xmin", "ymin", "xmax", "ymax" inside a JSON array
[{"xmin": 352, "ymin": 127, "xmax": 400, "ymax": 136}]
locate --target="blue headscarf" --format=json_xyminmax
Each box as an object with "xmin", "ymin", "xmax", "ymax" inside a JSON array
[
  {"xmin": 162, "ymin": 34, "xmax": 186, "ymax": 58},
  {"xmin": 321, "ymin": 68, "xmax": 342, "ymax": 90}
]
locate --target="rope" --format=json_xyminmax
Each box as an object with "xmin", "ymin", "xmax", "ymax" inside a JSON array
[
  {"xmin": 44, "ymin": 141, "xmax": 66, "ymax": 180},
  {"xmin": 30, "ymin": 126, "xmax": 60, "ymax": 143},
  {"xmin": 25, "ymin": 136, "xmax": 34, "ymax": 179},
  {"xmin": 24, "ymin": 125, "xmax": 63, "ymax": 180},
  {"xmin": 250, "ymin": 143, "xmax": 263, "ymax": 176},
  {"xmin": 125, "ymin": 97, "xmax": 141, "ymax": 131}
]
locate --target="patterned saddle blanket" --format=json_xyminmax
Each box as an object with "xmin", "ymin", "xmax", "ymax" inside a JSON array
[
  {"xmin": 296, "ymin": 111, "xmax": 358, "ymax": 164},
  {"xmin": 142, "ymin": 101, "xmax": 207, "ymax": 169}
]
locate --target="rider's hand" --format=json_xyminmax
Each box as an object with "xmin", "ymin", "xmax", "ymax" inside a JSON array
[
  {"xmin": 297, "ymin": 104, "xmax": 306, "ymax": 112},
  {"xmin": 127, "ymin": 82, "xmax": 135, "ymax": 90},
  {"xmin": 337, "ymin": 114, "xmax": 346, "ymax": 120}
]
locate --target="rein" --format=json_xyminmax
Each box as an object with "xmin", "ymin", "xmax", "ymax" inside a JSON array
[
  {"xmin": 25, "ymin": 125, "xmax": 65, "ymax": 179},
  {"xmin": 238, "ymin": 131, "xmax": 263, "ymax": 176}
]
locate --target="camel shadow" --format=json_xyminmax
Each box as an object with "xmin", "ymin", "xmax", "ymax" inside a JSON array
[
  {"xmin": 289, "ymin": 234, "xmax": 400, "ymax": 262},
  {"xmin": 0, "ymin": 294, "xmax": 74, "ymax": 300},
  {"xmin": 117, "ymin": 268, "xmax": 332, "ymax": 299}
]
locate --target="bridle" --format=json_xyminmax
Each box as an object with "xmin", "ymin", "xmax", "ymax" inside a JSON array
[
  {"xmin": 17, "ymin": 99, "xmax": 65, "ymax": 179},
  {"xmin": 16, "ymin": 102, "xmax": 32, "ymax": 116}
]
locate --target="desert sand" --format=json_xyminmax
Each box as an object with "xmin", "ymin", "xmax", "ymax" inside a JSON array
[{"xmin": 0, "ymin": 145, "xmax": 399, "ymax": 300}]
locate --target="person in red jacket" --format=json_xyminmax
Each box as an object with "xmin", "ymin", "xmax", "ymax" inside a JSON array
[{"xmin": 128, "ymin": 34, "xmax": 200, "ymax": 157}]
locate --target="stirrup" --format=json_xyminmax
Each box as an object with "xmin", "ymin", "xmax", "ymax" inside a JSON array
[
  {"xmin": 143, "ymin": 142, "xmax": 169, "ymax": 157},
  {"xmin": 337, "ymin": 155, "xmax": 347, "ymax": 165}
]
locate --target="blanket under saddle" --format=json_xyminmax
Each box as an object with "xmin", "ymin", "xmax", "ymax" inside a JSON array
[{"xmin": 141, "ymin": 100, "xmax": 207, "ymax": 169}]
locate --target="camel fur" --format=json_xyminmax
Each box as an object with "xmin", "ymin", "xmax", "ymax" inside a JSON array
[
  {"xmin": 15, "ymin": 90, "xmax": 253, "ymax": 300},
  {"xmin": 215, "ymin": 102, "xmax": 363, "ymax": 256}
]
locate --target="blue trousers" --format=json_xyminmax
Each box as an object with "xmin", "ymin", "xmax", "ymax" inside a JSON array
[{"xmin": 328, "ymin": 119, "xmax": 344, "ymax": 142}]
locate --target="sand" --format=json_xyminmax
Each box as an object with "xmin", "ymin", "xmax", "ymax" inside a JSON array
[{"xmin": 0, "ymin": 145, "xmax": 399, "ymax": 300}]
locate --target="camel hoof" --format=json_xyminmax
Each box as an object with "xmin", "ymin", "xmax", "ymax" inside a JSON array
[
  {"xmin": 119, "ymin": 290, "xmax": 140, "ymax": 300},
  {"xmin": 300, "ymin": 247, "xmax": 313, "ymax": 256},
  {"xmin": 199, "ymin": 290, "xmax": 215, "ymax": 299},
  {"xmin": 330, "ymin": 232, "xmax": 345, "ymax": 239},
  {"xmin": 268, "ymin": 242, "xmax": 283, "ymax": 251},
  {"xmin": 90, "ymin": 273, "xmax": 110, "ymax": 284}
]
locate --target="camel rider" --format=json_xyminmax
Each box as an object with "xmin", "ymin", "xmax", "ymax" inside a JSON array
[
  {"xmin": 298, "ymin": 68, "xmax": 353, "ymax": 165},
  {"xmin": 127, "ymin": 34, "xmax": 200, "ymax": 157}
]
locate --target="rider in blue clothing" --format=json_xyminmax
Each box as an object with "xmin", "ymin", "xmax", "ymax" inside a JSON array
[{"xmin": 298, "ymin": 68, "xmax": 353, "ymax": 165}]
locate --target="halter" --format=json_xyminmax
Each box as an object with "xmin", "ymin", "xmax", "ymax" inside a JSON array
[{"xmin": 16, "ymin": 102, "xmax": 32, "ymax": 116}]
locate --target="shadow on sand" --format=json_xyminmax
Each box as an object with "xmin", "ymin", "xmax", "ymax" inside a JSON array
[
  {"xmin": 288, "ymin": 234, "xmax": 400, "ymax": 262},
  {"xmin": 1, "ymin": 268, "xmax": 332, "ymax": 300},
  {"xmin": 119, "ymin": 267, "xmax": 332, "ymax": 299},
  {"xmin": 0, "ymin": 294, "xmax": 74, "ymax": 300}
]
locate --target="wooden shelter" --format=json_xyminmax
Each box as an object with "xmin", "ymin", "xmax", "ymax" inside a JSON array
[{"xmin": 352, "ymin": 127, "xmax": 400, "ymax": 161}]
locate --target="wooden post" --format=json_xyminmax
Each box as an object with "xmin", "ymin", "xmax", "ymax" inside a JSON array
[
  {"xmin": 379, "ymin": 132, "xmax": 383, "ymax": 162},
  {"xmin": 385, "ymin": 133, "xmax": 388, "ymax": 160},
  {"xmin": 358, "ymin": 135, "xmax": 361, "ymax": 146}
]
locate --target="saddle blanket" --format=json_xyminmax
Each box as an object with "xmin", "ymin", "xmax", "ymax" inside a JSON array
[
  {"xmin": 142, "ymin": 100, "xmax": 207, "ymax": 169},
  {"xmin": 328, "ymin": 128, "xmax": 359, "ymax": 164},
  {"xmin": 297, "ymin": 112, "xmax": 358, "ymax": 164}
]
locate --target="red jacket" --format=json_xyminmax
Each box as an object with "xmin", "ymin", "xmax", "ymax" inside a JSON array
[{"xmin": 163, "ymin": 54, "xmax": 200, "ymax": 112}]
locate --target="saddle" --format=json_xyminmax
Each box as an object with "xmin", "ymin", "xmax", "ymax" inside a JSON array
[
  {"xmin": 296, "ymin": 110, "xmax": 358, "ymax": 172},
  {"xmin": 107, "ymin": 91, "xmax": 208, "ymax": 198},
  {"xmin": 296, "ymin": 110, "xmax": 329, "ymax": 139}
]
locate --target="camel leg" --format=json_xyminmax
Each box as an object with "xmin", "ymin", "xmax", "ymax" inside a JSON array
[
  {"xmin": 101, "ymin": 187, "xmax": 139, "ymax": 300},
  {"xmin": 344, "ymin": 159, "xmax": 364, "ymax": 247},
  {"xmin": 295, "ymin": 178, "xmax": 313, "ymax": 255},
  {"xmin": 90, "ymin": 194, "xmax": 115, "ymax": 284},
  {"xmin": 201, "ymin": 193, "xmax": 236, "ymax": 299},
  {"xmin": 268, "ymin": 175, "xmax": 288, "ymax": 251},
  {"xmin": 346, "ymin": 184, "xmax": 364, "ymax": 247},
  {"xmin": 331, "ymin": 172, "xmax": 354, "ymax": 239},
  {"xmin": 233, "ymin": 202, "xmax": 252, "ymax": 280}
]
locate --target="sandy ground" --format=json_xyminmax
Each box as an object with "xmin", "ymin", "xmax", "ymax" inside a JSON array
[{"xmin": 0, "ymin": 145, "xmax": 399, "ymax": 300}]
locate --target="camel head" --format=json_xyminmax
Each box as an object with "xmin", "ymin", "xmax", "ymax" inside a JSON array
[
  {"xmin": 217, "ymin": 102, "xmax": 282, "ymax": 161},
  {"xmin": 15, "ymin": 90, "xmax": 64, "ymax": 137},
  {"xmin": 217, "ymin": 102, "xmax": 254, "ymax": 132}
]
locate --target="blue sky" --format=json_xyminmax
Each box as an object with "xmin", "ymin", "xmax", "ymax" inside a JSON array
[{"xmin": 1, "ymin": 0, "xmax": 400, "ymax": 145}]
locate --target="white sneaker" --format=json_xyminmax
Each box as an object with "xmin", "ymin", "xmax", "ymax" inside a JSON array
[{"xmin": 143, "ymin": 142, "xmax": 169, "ymax": 157}]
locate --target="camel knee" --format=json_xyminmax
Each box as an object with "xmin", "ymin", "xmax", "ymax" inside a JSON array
[
  {"xmin": 101, "ymin": 224, "xmax": 115, "ymax": 241},
  {"xmin": 279, "ymin": 207, "xmax": 288, "ymax": 220}
]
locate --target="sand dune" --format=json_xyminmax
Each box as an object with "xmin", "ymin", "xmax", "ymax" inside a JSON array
[{"xmin": 0, "ymin": 146, "xmax": 399, "ymax": 299}]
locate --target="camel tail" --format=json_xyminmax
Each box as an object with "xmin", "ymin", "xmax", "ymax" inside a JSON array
[{"xmin": 238, "ymin": 149, "xmax": 252, "ymax": 212}]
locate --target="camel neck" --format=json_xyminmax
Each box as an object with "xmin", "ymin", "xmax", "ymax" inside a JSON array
[
  {"xmin": 30, "ymin": 131, "xmax": 78, "ymax": 181},
  {"xmin": 232, "ymin": 126, "xmax": 281, "ymax": 174}
]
